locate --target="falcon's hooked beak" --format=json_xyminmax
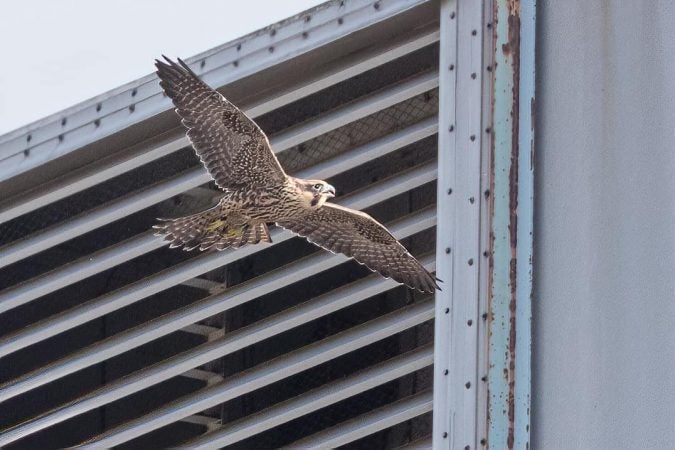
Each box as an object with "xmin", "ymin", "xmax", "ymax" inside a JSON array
[{"xmin": 323, "ymin": 184, "xmax": 336, "ymax": 198}]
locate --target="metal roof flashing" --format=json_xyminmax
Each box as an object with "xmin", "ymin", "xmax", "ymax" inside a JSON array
[{"xmin": 0, "ymin": 0, "xmax": 430, "ymax": 188}]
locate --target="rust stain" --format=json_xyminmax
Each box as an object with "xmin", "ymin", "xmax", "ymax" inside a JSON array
[
  {"xmin": 507, "ymin": 2, "xmax": 521, "ymax": 450},
  {"xmin": 487, "ymin": 3, "xmax": 498, "ymax": 432},
  {"xmin": 530, "ymin": 96, "xmax": 536, "ymax": 171}
]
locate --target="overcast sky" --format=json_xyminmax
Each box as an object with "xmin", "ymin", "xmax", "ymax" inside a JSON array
[{"xmin": 0, "ymin": 0, "xmax": 322, "ymax": 136}]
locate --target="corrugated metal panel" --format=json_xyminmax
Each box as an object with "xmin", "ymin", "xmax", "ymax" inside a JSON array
[
  {"xmin": 0, "ymin": 1, "xmax": 440, "ymax": 447},
  {"xmin": 533, "ymin": 2, "xmax": 674, "ymax": 449}
]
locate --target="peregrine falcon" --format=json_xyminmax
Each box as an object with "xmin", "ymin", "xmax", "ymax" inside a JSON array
[{"xmin": 153, "ymin": 56, "xmax": 439, "ymax": 293}]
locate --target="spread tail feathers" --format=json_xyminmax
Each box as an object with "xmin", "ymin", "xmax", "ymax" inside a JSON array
[{"xmin": 153, "ymin": 209, "xmax": 271, "ymax": 251}]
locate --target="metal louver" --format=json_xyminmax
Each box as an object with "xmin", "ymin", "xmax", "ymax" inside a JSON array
[{"xmin": 0, "ymin": 1, "xmax": 444, "ymax": 447}]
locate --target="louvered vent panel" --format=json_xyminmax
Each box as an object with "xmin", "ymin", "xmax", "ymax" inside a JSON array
[{"xmin": 0, "ymin": 6, "xmax": 440, "ymax": 448}]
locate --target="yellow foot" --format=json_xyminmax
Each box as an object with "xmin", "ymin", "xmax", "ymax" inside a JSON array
[
  {"xmin": 206, "ymin": 219, "xmax": 226, "ymax": 232},
  {"xmin": 224, "ymin": 226, "xmax": 243, "ymax": 238}
]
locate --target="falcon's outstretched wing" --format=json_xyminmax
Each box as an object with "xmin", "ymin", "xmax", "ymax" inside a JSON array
[
  {"xmin": 155, "ymin": 56, "xmax": 287, "ymax": 189},
  {"xmin": 277, "ymin": 204, "xmax": 439, "ymax": 293}
]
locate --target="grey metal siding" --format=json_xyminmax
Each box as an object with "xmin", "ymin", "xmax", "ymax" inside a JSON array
[{"xmin": 533, "ymin": 1, "xmax": 675, "ymax": 449}]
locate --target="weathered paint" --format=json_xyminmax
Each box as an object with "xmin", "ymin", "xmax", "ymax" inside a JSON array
[{"xmin": 488, "ymin": 0, "xmax": 534, "ymax": 449}]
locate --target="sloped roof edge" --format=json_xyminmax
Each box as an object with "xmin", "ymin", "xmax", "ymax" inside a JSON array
[{"xmin": 0, "ymin": 0, "xmax": 427, "ymax": 182}]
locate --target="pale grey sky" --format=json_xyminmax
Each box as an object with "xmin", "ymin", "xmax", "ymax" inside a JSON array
[{"xmin": 0, "ymin": 0, "xmax": 322, "ymax": 136}]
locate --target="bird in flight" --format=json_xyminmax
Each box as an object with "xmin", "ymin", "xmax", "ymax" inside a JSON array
[{"xmin": 153, "ymin": 56, "xmax": 439, "ymax": 293}]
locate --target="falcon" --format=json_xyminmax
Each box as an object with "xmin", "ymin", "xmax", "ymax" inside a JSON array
[{"xmin": 153, "ymin": 56, "xmax": 439, "ymax": 293}]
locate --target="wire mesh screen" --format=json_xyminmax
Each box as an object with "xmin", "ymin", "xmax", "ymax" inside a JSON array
[
  {"xmin": 278, "ymin": 87, "xmax": 438, "ymax": 174},
  {"xmin": 0, "ymin": 15, "xmax": 439, "ymax": 448}
]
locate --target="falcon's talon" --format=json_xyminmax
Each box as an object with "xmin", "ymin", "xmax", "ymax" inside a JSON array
[{"xmin": 153, "ymin": 56, "xmax": 438, "ymax": 293}]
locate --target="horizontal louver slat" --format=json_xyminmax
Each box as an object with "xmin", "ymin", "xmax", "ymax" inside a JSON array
[{"xmin": 286, "ymin": 391, "xmax": 433, "ymax": 448}]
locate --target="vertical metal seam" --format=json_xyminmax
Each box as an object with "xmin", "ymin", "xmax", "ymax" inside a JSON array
[
  {"xmin": 433, "ymin": 0, "xmax": 458, "ymax": 447},
  {"xmin": 434, "ymin": 0, "xmax": 486, "ymax": 448}
]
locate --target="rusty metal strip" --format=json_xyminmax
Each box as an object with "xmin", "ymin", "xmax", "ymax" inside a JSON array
[{"xmin": 488, "ymin": 0, "xmax": 535, "ymax": 449}]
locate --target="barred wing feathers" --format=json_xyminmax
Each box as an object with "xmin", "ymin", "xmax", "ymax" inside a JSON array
[
  {"xmin": 277, "ymin": 204, "xmax": 439, "ymax": 293},
  {"xmin": 155, "ymin": 56, "xmax": 287, "ymax": 189}
]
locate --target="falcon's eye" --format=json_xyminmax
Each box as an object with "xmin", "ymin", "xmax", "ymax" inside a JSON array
[{"xmin": 313, "ymin": 183, "xmax": 322, "ymax": 191}]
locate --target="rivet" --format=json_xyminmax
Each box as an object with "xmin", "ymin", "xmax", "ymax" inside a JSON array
[
  {"xmin": 61, "ymin": 118, "xmax": 67, "ymax": 126},
  {"xmin": 450, "ymin": 12, "xmax": 455, "ymax": 19},
  {"xmin": 468, "ymin": 258, "xmax": 474, "ymax": 266},
  {"xmin": 129, "ymin": 104, "xmax": 135, "ymax": 113},
  {"xmin": 449, "ymin": 64, "xmax": 455, "ymax": 71},
  {"xmin": 481, "ymin": 438, "xmax": 487, "ymax": 445},
  {"xmin": 483, "ymin": 250, "xmax": 489, "ymax": 257},
  {"xmin": 302, "ymin": 31, "xmax": 309, "ymax": 39},
  {"xmin": 467, "ymin": 319, "xmax": 473, "ymax": 326},
  {"xmin": 465, "ymin": 381, "xmax": 471, "ymax": 389},
  {"xmin": 373, "ymin": 1, "xmax": 380, "ymax": 10},
  {"xmin": 338, "ymin": 17, "xmax": 344, "ymax": 25},
  {"xmin": 233, "ymin": 60, "xmax": 239, "ymax": 68},
  {"xmin": 447, "ymin": 188, "xmax": 453, "ymax": 195},
  {"xmin": 471, "ymin": 29, "xmax": 477, "ymax": 36},
  {"xmin": 236, "ymin": 43, "xmax": 242, "ymax": 51},
  {"xmin": 270, "ymin": 29, "xmax": 277, "ymax": 37},
  {"xmin": 200, "ymin": 60, "xmax": 206, "ymax": 68},
  {"xmin": 465, "ymin": 446, "xmax": 471, "ymax": 450},
  {"xmin": 445, "ymin": 247, "xmax": 451, "ymax": 254},
  {"xmin": 481, "ymin": 375, "xmax": 488, "ymax": 382},
  {"xmin": 96, "ymin": 103, "xmax": 102, "ymax": 112},
  {"xmin": 449, "ymin": 125, "xmax": 454, "ymax": 132},
  {"xmin": 487, "ymin": 22, "xmax": 492, "ymax": 29},
  {"xmin": 482, "ymin": 312, "xmax": 488, "ymax": 320},
  {"xmin": 487, "ymin": 65, "xmax": 493, "ymax": 72},
  {"xmin": 484, "ymin": 189, "xmax": 490, "ymax": 198},
  {"xmin": 58, "ymin": 134, "xmax": 64, "ymax": 142},
  {"xmin": 445, "ymin": 307, "xmax": 450, "ymax": 314},
  {"xmin": 27, "ymin": 134, "xmax": 32, "ymax": 143},
  {"xmin": 131, "ymin": 88, "xmax": 137, "ymax": 97},
  {"xmin": 23, "ymin": 149, "xmax": 30, "ymax": 156},
  {"xmin": 444, "ymin": 369, "xmax": 449, "ymax": 375},
  {"xmin": 304, "ymin": 15, "xmax": 311, "ymax": 22},
  {"xmin": 471, "ymin": 72, "xmax": 477, "ymax": 79},
  {"xmin": 268, "ymin": 46, "xmax": 274, "ymax": 53},
  {"xmin": 470, "ymin": 135, "xmax": 476, "ymax": 141},
  {"xmin": 485, "ymin": 127, "xmax": 491, "ymax": 133},
  {"xmin": 443, "ymin": 432, "xmax": 448, "ymax": 438},
  {"xmin": 469, "ymin": 197, "xmax": 475, "ymax": 204},
  {"xmin": 94, "ymin": 119, "xmax": 100, "ymax": 128}
]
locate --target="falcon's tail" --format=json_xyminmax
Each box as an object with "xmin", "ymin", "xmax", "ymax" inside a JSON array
[{"xmin": 153, "ymin": 208, "xmax": 272, "ymax": 252}]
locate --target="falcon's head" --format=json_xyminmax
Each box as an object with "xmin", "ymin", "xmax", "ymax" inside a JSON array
[{"xmin": 298, "ymin": 179, "xmax": 336, "ymax": 208}]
